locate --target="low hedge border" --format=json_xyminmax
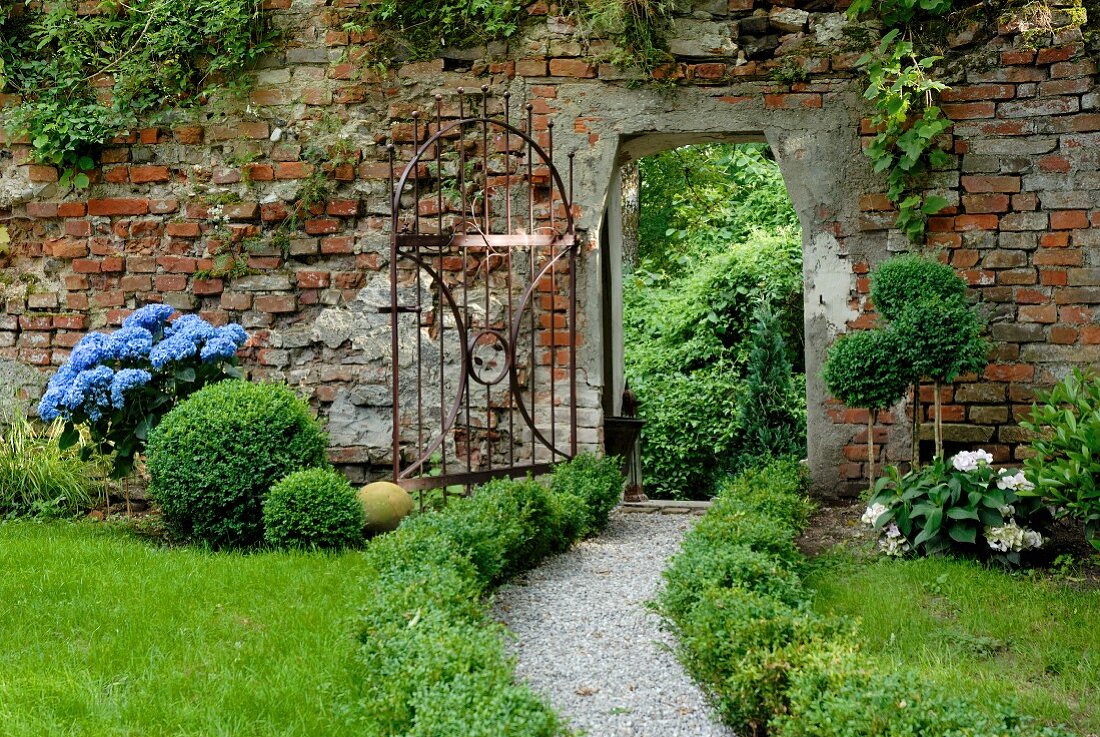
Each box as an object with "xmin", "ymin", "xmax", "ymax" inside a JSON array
[
  {"xmin": 657, "ymin": 458, "xmax": 1072, "ymax": 737},
  {"xmin": 345, "ymin": 454, "xmax": 622, "ymax": 736}
]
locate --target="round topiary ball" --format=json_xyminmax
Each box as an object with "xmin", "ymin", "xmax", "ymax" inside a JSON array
[
  {"xmin": 263, "ymin": 468, "xmax": 364, "ymax": 550},
  {"xmin": 147, "ymin": 380, "xmax": 329, "ymax": 548},
  {"xmin": 357, "ymin": 481, "xmax": 414, "ymax": 534}
]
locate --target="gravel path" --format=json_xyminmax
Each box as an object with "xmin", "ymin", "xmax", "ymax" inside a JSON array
[{"xmin": 492, "ymin": 511, "xmax": 734, "ymax": 737}]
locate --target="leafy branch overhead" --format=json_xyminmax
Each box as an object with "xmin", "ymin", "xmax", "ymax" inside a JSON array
[
  {"xmin": 0, "ymin": 0, "xmax": 273, "ymax": 187},
  {"xmin": 849, "ymin": 2, "xmax": 955, "ymax": 242}
]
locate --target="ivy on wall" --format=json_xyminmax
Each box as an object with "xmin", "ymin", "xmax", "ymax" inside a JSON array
[
  {"xmin": 349, "ymin": 0, "xmax": 675, "ymax": 75},
  {"xmin": 0, "ymin": 0, "xmax": 273, "ymax": 187},
  {"xmin": 848, "ymin": 0, "xmax": 955, "ymax": 242},
  {"xmin": 345, "ymin": 0, "xmax": 524, "ymax": 61}
]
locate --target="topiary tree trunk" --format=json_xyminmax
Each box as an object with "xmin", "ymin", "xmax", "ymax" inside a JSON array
[
  {"xmin": 911, "ymin": 382, "xmax": 921, "ymax": 470},
  {"xmin": 868, "ymin": 408, "xmax": 877, "ymax": 490},
  {"xmin": 933, "ymin": 379, "xmax": 943, "ymax": 459}
]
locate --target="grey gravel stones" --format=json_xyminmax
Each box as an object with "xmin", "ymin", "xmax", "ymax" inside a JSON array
[{"xmin": 492, "ymin": 512, "xmax": 734, "ymax": 737}]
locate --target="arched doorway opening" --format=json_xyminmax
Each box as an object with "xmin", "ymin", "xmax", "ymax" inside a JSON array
[{"xmin": 600, "ymin": 134, "xmax": 807, "ymax": 501}]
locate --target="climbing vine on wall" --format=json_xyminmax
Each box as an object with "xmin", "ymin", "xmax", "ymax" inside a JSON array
[
  {"xmin": 848, "ymin": 0, "xmax": 954, "ymax": 242},
  {"xmin": 0, "ymin": 0, "xmax": 272, "ymax": 187}
]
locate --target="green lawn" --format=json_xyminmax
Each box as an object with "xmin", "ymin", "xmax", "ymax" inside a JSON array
[
  {"xmin": 0, "ymin": 520, "xmax": 369, "ymax": 736},
  {"xmin": 806, "ymin": 554, "xmax": 1100, "ymax": 735}
]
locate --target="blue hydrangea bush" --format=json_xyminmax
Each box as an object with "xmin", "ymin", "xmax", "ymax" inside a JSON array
[{"xmin": 37, "ymin": 304, "xmax": 248, "ymax": 477}]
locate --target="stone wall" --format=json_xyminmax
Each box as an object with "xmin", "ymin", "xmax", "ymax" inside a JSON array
[{"xmin": 1, "ymin": 0, "xmax": 1098, "ymax": 496}]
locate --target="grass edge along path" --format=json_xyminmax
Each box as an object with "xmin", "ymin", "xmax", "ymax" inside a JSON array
[
  {"xmin": 656, "ymin": 458, "xmax": 1075, "ymax": 737},
  {"xmin": 806, "ymin": 553, "xmax": 1100, "ymax": 735}
]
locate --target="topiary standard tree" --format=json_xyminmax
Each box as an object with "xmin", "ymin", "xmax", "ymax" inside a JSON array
[
  {"xmin": 870, "ymin": 253, "xmax": 967, "ymax": 322},
  {"xmin": 870, "ymin": 254, "xmax": 979, "ymax": 467},
  {"xmin": 823, "ymin": 328, "xmax": 910, "ymax": 489},
  {"xmin": 893, "ymin": 295, "xmax": 988, "ymax": 459}
]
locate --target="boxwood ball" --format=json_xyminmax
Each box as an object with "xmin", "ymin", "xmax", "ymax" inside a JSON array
[{"xmin": 357, "ymin": 481, "xmax": 414, "ymax": 534}]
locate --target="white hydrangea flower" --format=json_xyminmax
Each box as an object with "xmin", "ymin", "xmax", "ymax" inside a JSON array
[
  {"xmin": 951, "ymin": 451, "xmax": 978, "ymax": 472},
  {"xmin": 878, "ymin": 523, "xmax": 910, "ymax": 557},
  {"xmin": 996, "ymin": 470, "xmax": 1033, "ymax": 492},
  {"xmin": 997, "ymin": 504, "xmax": 1015, "ymax": 518},
  {"xmin": 861, "ymin": 502, "xmax": 889, "ymax": 526},
  {"xmin": 986, "ymin": 521, "xmax": 1043, "ymax": 553},
  {"xmin": 952, "ymin": 449, "xmax": 994, "ymax": 472}
]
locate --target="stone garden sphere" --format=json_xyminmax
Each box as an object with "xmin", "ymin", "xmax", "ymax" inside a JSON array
[{"xmin": 357, "ymin": 481, "xmax": 414, "ymax": 534}]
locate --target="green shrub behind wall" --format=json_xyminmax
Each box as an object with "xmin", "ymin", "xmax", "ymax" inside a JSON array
[{"xmin": 624, "ymin": 232, "xmax": 805, "ymax": 500}]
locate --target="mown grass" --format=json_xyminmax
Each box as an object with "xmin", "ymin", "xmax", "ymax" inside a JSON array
[
  {"xmin": 0, "ymin": 520, "xmax": 369, "ymax": 736},
  {"xmin": 806, "ymin": 554, "xmax": 1100, "ymax": 735}
]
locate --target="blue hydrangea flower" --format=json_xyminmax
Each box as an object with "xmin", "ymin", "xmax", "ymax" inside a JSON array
[
  {"xmin": 200, "ymin": 337, "xmax": 240, "ymax": 362},
  {"xmin": 123, "ymin": 304, "xmax": 175, "ymax": 332},
  {"xmin": 38, "ymin": 384, "xmax": 66, "ymax": 422},
  {"xmin": 68, "ymin": 332, "xmax": 118, "ymax": 372},
  {"xmin": 110, "ymin": 368, "xmax": 153, "ymax": 409},
  {"xmin": 216, "ymin": 323, "xmax": 248, "ymax": 346},
  {"xmin": 149, "ymin": 333, "xmax": 198, "ymax": 369},
  {"xmin": 165, "ymin": 314, "xmax": 215, "ymax": 344},
  {"xmin": 62, "ymin": 365, "xmax": 115, "ymax": 422},
  {"xmin": 110, "ymin": 326, "xmax": 154, "ymax": 362}
]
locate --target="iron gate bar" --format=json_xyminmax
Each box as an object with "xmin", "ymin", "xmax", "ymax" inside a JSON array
[{"xmin": 386, "ymin": 87, "xmax": 579, "ymax": 493}]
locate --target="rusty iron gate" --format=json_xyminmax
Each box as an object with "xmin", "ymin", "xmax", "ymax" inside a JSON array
[{"xmin": 386, "ymin": 87, "xmax": 579, "ymax": 493}]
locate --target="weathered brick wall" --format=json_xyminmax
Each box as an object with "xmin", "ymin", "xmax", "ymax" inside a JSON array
[{"xmin": 1, "ymin": 0, "xmax": 1098, "ymax": 495}]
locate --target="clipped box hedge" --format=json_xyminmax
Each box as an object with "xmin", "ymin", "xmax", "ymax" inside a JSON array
[
  {"xmin": 658, "ymin": 458, "xmax": 1073, "ymax": 737},
  {"xmin": 345, "ymin": 455, "xmax": 621, "ymax": 736}
]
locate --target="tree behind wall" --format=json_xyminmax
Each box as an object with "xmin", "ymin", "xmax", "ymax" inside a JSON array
[{"xmin": 732, "ymin": 303, "xmax": 806, "ymax": 471}]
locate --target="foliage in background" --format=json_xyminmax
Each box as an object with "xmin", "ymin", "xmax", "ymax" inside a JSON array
[
  {"xmin": 263, "ymin": 468, "xmax": 364, "ymax": 550},
  {"xmin": 865, "ymin": 451, "xmax": 1048, "ymax": 563},
  {"xmin": 637, "ymin": 144, "xmax": 800, "ymax": 276},
  {"xmin": 565, "ymin": 0, "xmax": 675, "ymax": 74},
  {"xmin": 1021, "ymin": 370, "xmax": 1100, "ymax": 551},
  {"xmin": 348, "ymin": 0, "xmax": 522, "ymax": 60},
  {"xmin": 849, "ymin": 0, "xmax": 954, "ymax": 242},
  {"xmin": 625, "ymin": 237, "xmax": 804, "ymax": 500},
  {"xmin": 625, "ymin": 143, "xmax": 804, "ymax": 500},
  {"xmin": 37, "ymin": 305, "xmax": 248, "ymax": 478},
  {"xmin": 658, "ymin": 459, "xmax": 1074, "ymax": 737},
  {"xmin": 0, "ymin": 0, "xmax": 272, "ymax": 185},
  {"xmin": 147, "ymin": 380, "xmax": 329, "ymax": 548},
  {"xmin": 348, "ymin": 455, "xmax": 622, "ymax": 736},
  {"xmin": 0, "ymin": 413, "xmax": 107, "ymax": 518}
]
